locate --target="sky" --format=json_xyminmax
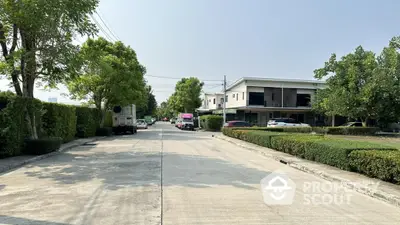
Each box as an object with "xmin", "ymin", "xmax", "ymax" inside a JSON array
[{"xmin": 1, "ymin": 0, "xmax": 400, "ymax": 104}]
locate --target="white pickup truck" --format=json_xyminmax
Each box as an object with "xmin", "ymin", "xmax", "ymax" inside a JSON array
[{"xmin": 112, "ymin": 104, "xmax": 137, "ymax": 134}]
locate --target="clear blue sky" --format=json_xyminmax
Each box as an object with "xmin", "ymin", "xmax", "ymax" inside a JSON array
[{"xmin": 1, "ymin": 0, "xmax": 399, "ymax": 104}]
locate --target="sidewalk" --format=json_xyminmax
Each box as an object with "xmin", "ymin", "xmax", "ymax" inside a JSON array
[
  {"xmin": 215, "ymin": 134, "xmax": 400, "ymax": 208},
  {"xmin": 0, "ymin": 137, "xmax": 102, "ymax": 174}
]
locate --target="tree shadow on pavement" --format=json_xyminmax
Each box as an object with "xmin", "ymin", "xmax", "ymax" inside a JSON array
[
  {"xmin": 0, "ymin": 216, "xmax": 69, "ymax": 225},
  {"xmin": 23, "ymin": 149, "xmax": 269, "ymax": 191}
]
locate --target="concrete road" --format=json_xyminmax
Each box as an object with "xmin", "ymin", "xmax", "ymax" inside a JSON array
[{"xmin": 0, "ymin": 122, "xmax": 399, "ymax": 225}]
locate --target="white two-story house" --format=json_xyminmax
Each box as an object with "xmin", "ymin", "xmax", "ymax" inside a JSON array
[
  {"xmin": 199, "ymin": 92, "xmax": 224, "ymax": 110},
  {"xmin": 198, "ymin": 77, "xmax": 326, "ymax": 126}
]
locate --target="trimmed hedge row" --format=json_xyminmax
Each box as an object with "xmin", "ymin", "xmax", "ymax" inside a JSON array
[
  {"xmin": 230, "ymin": 126, "xmax": 379, "ymax": 135},
  {"xmin": 42, "ymin": 102, "xmax": 77, "ymax": 143},
  {"xmin": 0, "ymin": 92, "xmax": 103, "ymax": 157},
  {"xmin": 200, "ymin": 115, "xmax": 223, "ymax": 131},
  {"xmin": 222, "ymin": 128, "xmax": 396, "ymax": 172},
  {"xmin": 75, "ymin": 106, "xmax": 102, "ymax": 138},
  {"xmin": 24, "ymin": 137, "xmax": 63, "ymax": 155},
  {"xmin": 349, "ymin": 150, "xmax": 400, "ymax": 184}
]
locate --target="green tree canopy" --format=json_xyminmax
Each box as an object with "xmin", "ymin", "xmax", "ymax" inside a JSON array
[
  {"xmin": 313, "ymin": 39, "xmax": 400, "ymax": 126},
  {"xmin": 172, "ymin": 77, "xmax": 203, "ymax": 113},
  {"xmin": 66, "ymin": 37, "xmax": 147, "ymax": 126},
  {"xmin": 0, "ymin": 0, "xmax": 98, "ymax": 138}
]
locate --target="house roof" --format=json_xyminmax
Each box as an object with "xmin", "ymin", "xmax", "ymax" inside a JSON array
[{"xmin": 226, "ymin": 77, "xmax": 326, "ymax": 91}]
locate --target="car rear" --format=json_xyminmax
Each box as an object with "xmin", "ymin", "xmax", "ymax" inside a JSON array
[{"xmin": 223, "ymin": 121, "xmax": 252, "ymax": 128}]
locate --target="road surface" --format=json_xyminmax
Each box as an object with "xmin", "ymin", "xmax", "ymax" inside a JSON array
[{"xmin": 0, "ymin": 122, "xmax": 399, "ymax": 224}]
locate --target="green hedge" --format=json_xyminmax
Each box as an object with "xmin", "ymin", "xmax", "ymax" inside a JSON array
[
  {"xmin": 42, "ymin": 102, "xmax": 77, "ymax": 142},
  {"xmin": 223, "ymin": 129, "xmax": 395, "ymax": 171},
  {"xmin": 303, "ymin": 139, "xmax": 395, "ymax": 170},
  {"xmin": 104, "ymin": 111, "xmax": 113, "ymax": 127},
  {"xmin": 24, "ymin": 137, "xmax": 63, "ymax": 155},
  {"xmin": 0, "ymin": 92, "xmax": 42, "ymax": 158},
  {"xmin": 270, "ymin": 135, "xmax": 324, "ymax": 158},
  {"xmin": 201, "ymin": 115, "xmax": 223, "ymax": 131},
  {"xmin": 230, "ymin": 126, "xmax": 379, "ymax": 135},
  {"xmin": 349, "ymin": 150, "xmax": 400, "ymax": 184},
  {"xmin": 75, "ymin": 107, "xmax": 101, "ymax": 138},
  {"xmin": 0, "ymin": 92, "xmax": 103, "ymax": 158}
]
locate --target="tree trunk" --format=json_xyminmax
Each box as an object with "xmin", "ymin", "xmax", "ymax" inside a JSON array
[
  {"xmin": 332, "ymin": 114, "xmax": 335, "ymax": 127},
  {"xmin": 20, "ymin": 28, "xmax": 38, "ymax": 139},
  {"xmin": 361, "ymin": 117, "xmax": 368, "ymax": 127}
]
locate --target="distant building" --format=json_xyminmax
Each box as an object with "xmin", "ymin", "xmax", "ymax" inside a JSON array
[
  {"xmin": 197, "ymin": 77, "xmax": 326, "ymax": 126},
  {"xmin": 48, "ymin": 97, "xmax": 58, "ymax": 103}
]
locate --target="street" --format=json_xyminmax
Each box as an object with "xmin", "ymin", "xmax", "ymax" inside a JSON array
[{"xmin": 0, "ymin": 122, "xmax": 399, "ymax": 225}]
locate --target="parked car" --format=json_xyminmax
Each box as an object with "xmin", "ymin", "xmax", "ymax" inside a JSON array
[
  {"xmin": 175, "ymin": 119, "xmax": 182, "ymax": 128},
  {"xmin": 137, "ymin": 119, "xmax": 148, "ymax": 129},
  {"xmin": 223, "ymin": 120, "xmax": 252, "ymax": 128},
  {"xmin": 170, "ymin": 118, "xmax": 176, "ymax": 124},
  {"xmin": 267, "ymin": 118, "xmax": 310, "ymax": 127}
]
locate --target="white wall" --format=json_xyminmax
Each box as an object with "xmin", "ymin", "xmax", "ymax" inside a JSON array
[
  {"xmin": 226, "ymin": 82, "xmax": 247, "ymax": 108},
  {"xmin": 201, "ymin": 93, "xmax": 224, "ymax": 110}
]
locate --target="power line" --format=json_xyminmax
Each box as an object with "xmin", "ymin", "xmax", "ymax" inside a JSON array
[
  {"xmin": 95, "ymin": 10, "xmax": 120, "ymax": 41},
  {"xmin": 90, "ymin": 14, "xmax": 115, "ymax": 42}
]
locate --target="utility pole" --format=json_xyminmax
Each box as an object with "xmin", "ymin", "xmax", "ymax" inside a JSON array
[{"xmin": 223, "ymin": 75, "xmax": 227, "ymax": 124}]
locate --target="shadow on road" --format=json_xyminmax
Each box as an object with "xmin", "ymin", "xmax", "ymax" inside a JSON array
[
  {"xmin": 0, "ymin": 215, "xmax": 69, "ymax": 225},
  {"xmin": 23, "ymin": 149, "xmax": 268, "ymax": 191}
]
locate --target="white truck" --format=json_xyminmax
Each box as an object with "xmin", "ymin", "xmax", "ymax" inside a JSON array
[{"xmin": 112, "ymin": 104, "xmax": 137, "ymax": 134}]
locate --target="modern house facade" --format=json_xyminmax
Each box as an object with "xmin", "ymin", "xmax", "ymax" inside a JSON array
[{"xmin": 198, "ymin": 77, "xmax": 326, "ymax": 126}]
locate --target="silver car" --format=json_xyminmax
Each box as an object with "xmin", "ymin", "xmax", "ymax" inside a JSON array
[
  {"xmin": 267, "ymin": 118, "xmax": 310, "ymax": 127},
  {"xmin": 137, "ymin": 119, "xmax": 148, "ymax": 129}
]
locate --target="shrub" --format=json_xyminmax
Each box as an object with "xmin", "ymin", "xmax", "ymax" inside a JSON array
[
  {"xmin": 270, "ymin": 135, "xmax": 324, "ymax": 158},
  {"xmin": 230, "ymin": 126, "xmax": 379, "ymax": 135},
  {"xmin": 96, "ymin": 127, "xmax": 113, "ymax": 136},
  {"xmin": 223, "ymin": 128, "xmax": 291, "ymax": 148},
  {"xmin": 24, "ymin": 137, "xmax": 62, "ymax": 155},
  {"xmin": 223, "ymin": 127, "xmax": 395, "ymax": 171},
  {"xmin": 42, "ymin": 102, "xmax": 76, "ymax": 142},
  {"xmin": 103, "ymin": 111, "xmax": 113, "ymax": 127},
  {"xmin": 75, "ymin": 107, "xmax": 101, "ymax": 138},
  {"xmin": 349, "ymin": 150, "xmax": 400, "ymax": 184},
  {"xmin": 304, "ymin": 139, "xmax": 395, "ymax": 170},
  {"xmin": 202, "ymin": 115, "xmax": 223, "ymax": 131},
  {"xmin": 0, "ymin": 93, "xmax": 42, "ymax": 158},
  {"xmin": 323, "ymin": 127, "xmax": 379, "ymax": 135}
]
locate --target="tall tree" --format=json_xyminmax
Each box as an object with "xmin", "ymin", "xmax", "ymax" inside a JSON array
[
  {"xmin": 0, "ymin": 0, "xmax": 98, "ymax": 138},
  {"xmin": 367, "ymin": 43, "xmax": 400, "ymax": 126},
  {"xmin": 67, "ymin": 37, "xmax": 147, "ymax": 126},
  {"xmin": 173, "ymin": 77, "xmax": 203, "ymax": 113},
  {"xmin": 313, "ymin": 46, "xmax": 378, "ymax": 126},
  {"xmin": 145, "ymin": 85, "xmax": 157, "ymax": 116}
]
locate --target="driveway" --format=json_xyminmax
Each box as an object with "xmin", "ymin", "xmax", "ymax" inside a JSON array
[{"xmin": 0, "ymin": 122, "xmax": 399, "ymax": 224}]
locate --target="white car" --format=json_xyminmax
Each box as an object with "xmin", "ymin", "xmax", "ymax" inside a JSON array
[
  {"xmin": 137, "ymin": 119, "xmax": 148, "ymax": 129},
  {"xmin": 267, "ymin": 118, "xmax": 310, "ymax": 127}
]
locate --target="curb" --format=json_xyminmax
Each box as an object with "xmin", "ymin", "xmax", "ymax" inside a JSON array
[
  {"xmin": 215, "ymin": 134, "xmax": 400, "ymax": 208},
  {"xmin": 0, "ymin": 137, "xmax": 105, "ymax": 174}
]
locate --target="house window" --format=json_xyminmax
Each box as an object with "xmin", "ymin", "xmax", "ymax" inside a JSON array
[
  {"xmin": 225, "ymin": 95, "xmax": 228, "ymax": 102},
  {"xmin": 248, "ymin": 92, "xmax": 264, "ymax": 105},
  {"xmin": 232, "ymin": 93, "xmax": 235, "ymax": 98},
  {"xmin": 236, "ymin": 93, "xmax": 238, "ymax": 101},
  {"xmin": 220, "ymin": 98, "xmax": 224, "ymax": 103},
  {"xmin": 213, "ymin": 98, "xmax": 216, "ymax": 104},
  {"xmin": 242, "ymin": 92, "xmax": 244, "ymax": 100},
  {"xmin": 272, "ymin": 93, "xmax": 275, "ymax": 101}
]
